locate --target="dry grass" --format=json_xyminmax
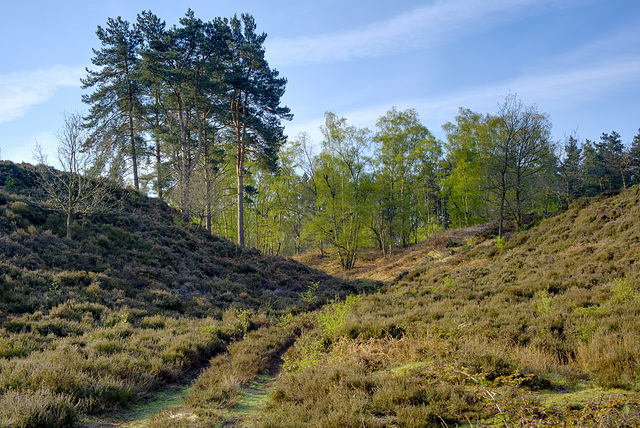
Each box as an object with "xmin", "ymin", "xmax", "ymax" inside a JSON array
[
  {"xmin": 3, "ymin": 161, "xmax": 640, "ymax": 426},
  {"xmin": 259, "ymin": 188, "xmax": 640, "ymax": 426},
  {"xmin": 0, "ymin": 162, "xmax": 370, "ymax": 426}
]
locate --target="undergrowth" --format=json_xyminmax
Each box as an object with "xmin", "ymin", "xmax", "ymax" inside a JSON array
[
  {"xmin": 3, "ymin": 162, "xmax": 640, "ymax": 426},
  {"xmin": 254, "ymin": 188, "xmax": 640, "ymax": 427},
  {"xmin": 0, "ymin": 162, "xmax": 371, "ymax": 427}
]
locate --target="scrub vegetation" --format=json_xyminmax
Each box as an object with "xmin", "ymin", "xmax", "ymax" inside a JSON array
[
  {"xmin": 0, "ymin": 161, "xmax": 369, "ymax": 427},
  {"xmin": 262, "ymin": 187, "xmax": 640, "ymax": 427},
  {"xmin": 4, "ymin": 7, "xmax": 640, "ymax": 427},
  {"xmin": 2, "ymin": 161, "xmax": 640, "ymax": 427}
]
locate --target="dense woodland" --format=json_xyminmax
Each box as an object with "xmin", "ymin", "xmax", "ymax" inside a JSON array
[{"xmin": 49, "ymin": 9, "xmax": 640, "ymax": 270}]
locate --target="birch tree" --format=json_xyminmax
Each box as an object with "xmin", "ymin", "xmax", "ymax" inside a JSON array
[{"xmin": 34, "ymin": 112, "xmax": 107, "ymax": 239}]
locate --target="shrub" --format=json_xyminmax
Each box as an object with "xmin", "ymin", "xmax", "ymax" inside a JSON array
[
  {"xmin": 576, "ymin": 333, "xmax": 640, "ymax": 390},
  {"xmin": 0, "ymin": 388, "xmax": 77, "ymax": 428},
  {"xmin": 317, "ymin": 293, "xmax": 362, "ymax": 342},
  {"xmin": 0, "ymin": 333, "xmax": 42, "ymax": 359}
]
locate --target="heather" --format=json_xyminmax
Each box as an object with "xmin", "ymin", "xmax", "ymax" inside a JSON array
[{"xmin": 0, "ymin": 161, "xmax": 369, "ymax": 427}]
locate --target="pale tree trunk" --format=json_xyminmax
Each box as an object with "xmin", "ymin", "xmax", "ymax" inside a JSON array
[
  {"xmin": 155, "ymin": 140, "xmax": 163, "ymax": 200},
  {"xmin": 204, "ymin": 129, "xmax": 212, "ymax": 233},
  {"xmin": 66, "ymin": 207, "xmax": 73, "ymax": 239},
  {"xmin": 499, "ymin": 171, "xmax": 506, "ymax": 239},
  {"xmin": 180, "ymin": 115, "xmax": 190, "ymax": 222}
]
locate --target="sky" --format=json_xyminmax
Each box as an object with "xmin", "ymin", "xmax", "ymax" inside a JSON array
[{"xmin": 1, "ymin": 0, "xmax": 640, "ymax": 165}]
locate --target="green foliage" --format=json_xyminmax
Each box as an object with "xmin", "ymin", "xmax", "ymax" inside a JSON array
[
  {"xmin": 611, "ymin": 278, "xmax": 639, "ymax": 303},
  {"xmin": 536, "ymin": 290, "xmax": 553, "ymax": 315},
  {"xmin": 305, "ymin": 112, "xmax": 374, "ymax": 270},
  {"xmin": 281, "ymin": 332, "xmax": 324, "ymax": 373},
  {"xmin": 82, "ymin": 16, "xmax": 144, "ymax": 189},
  {"xmin": 0, "ymin": 163, "xmax": 369, "ymax": 426},
  {"xmin": 3, "ymin": 108, "xmax": 640, "ymax": 427},
  {"xmin": 443, "ymin": 108, "xmax": 493, "ymax": 228},
  {"xmin": 4, "ymin": 177, "xmax": 17, "ymax": 188},
  {"xmin": 300, "ymin": 281, "xmax": 319, "ymax": 308},
  {"xmin": 443, "ymin": 276, "xmax": 454, "ymax": 289},
  {"xmin": 317, "ymin": 293, "xmax": 362, "ymax": 342},
  {"xmin": 234, "ymin": 308, "xmax": 251, "ymax": 338},
  {"xmin": 253, "ymin": 187, "xmax": 640, "ymax": 426},
  {"xmin": 373, "ymin": 107, "xmax": 440, "ymax": 247}
]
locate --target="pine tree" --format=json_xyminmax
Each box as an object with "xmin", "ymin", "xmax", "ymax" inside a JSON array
[
  {"xmin": 597, "ymin": 131, "xmax": 626, "ymax": 189},
  {"xmin": 227, "ymin": 14, "xmax": 292, "ymax": 246},
  {"xmin": 82, "ymin": 17, "xmax": 144, "ymax": 189},
  {"xmin": 629, "ymin": 129, "xmax": 640, "ymax": 186},
  {"xmin": 558, "ymin": 134, "xmax": 582, "ymax": 206}
]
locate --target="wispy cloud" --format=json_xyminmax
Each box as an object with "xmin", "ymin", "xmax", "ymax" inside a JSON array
[
  {"xmin": 410, "ymin": 56, "xmax": 640, "ymax": 118},
  {"xmin": 267, "ymin": 0, "xmax": 579, "ymax": 66},
  {"xmin": 0, "ymin": 65, "xmax": 85, "ymax": 124},
  {"xmin": 285, "ymin": 53, "xmax": 640, "ymax": 140}
]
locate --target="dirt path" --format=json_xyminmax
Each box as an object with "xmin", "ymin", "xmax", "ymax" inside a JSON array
[
  {"xmin": 81, "ymin": 382, "xmax": 192, "ymax": 427},
  {"xmin": 81, "ymin": 345, "xmax": 286, "ymax": 428},
  {"xmin": 220, "ymin": 373, "xmax": 276, "ymax": 427}
]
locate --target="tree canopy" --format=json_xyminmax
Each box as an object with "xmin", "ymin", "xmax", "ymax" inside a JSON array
[{"xmin": 75, "ymin": 11, "xmax": 640, "ymax": 269}]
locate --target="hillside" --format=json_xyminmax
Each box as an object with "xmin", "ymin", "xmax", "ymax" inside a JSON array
[
  {"xmin": 250, "ymin": 188, "xmax": 640, "ymax": 426},
  {"xmin": 133, "ymin": 187, "xmax": 640, "ymax": 427},
  {"xmin": 294, "ymin": 221, "xmax": 505, "ymax": 282},
  {"xmin": 3, "ymin": 159, "xmax": 640, "ymax": 427},
  {"xmin": 0, "ymin": 161, "xmax": 371, "ymax": 427}
]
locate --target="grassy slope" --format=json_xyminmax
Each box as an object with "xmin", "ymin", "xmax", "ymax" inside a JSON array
[
  {"xmin": 4, "ymin": 159, "xmax": 640, "ymax": 426},
  {"xmin": 0, "ymin": 162, "xmax": 370, "ymax": 427},
  {"xmin": 258, "ymin": 188, "xmax": 640, "ymax": 426}
]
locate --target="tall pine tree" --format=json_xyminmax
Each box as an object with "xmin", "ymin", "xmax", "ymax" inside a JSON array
[
  {"xmin": 82, "ymin": 17, "xmax": 144, "ymax": 189},
  {"xmin": 227, "ymin": 14, "xmax": 292, "ymax": 246}
]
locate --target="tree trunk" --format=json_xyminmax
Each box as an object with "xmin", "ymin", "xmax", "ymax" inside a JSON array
[
  {"xmin": 178, "ymin": 104, "xmax": 191, "ymax": 222},
  {"xmin": 128, "ymin": 91, "xmax": 139, "ymax": 190},
  {"xmin": 237, "ymin": 161, "xmax": 245, "ymax": 247},
  {"xmin": 401, "ymin": 179, "xmax": 406, "ymax": 247},
  {"xmin": 223, "ymin": 210, "xmax": 229, "ymax": 240},
  {"xmin": 204, "ymin": 130, "xmax": 212, "ymax": 233},
  {"xmin": 66, "ymin": 207, "xmax": 73, "ymax": 239},
  {"xmin": 181, "ymin": 126, "xmax": 190, "ymax": 222},
  {"xmin": 499, "ymin": 171, "xmax": 506, "ymax": 239},
  {"xmin": 155, "ymin": 139, "xmax": 163, "ymax": 200},
  {"xmin": 516, "ymin": 188, "xmax": 521, "ymax": 228},
  {"xmin": 463, "ymin": 191, "xmax": 469, "ymax": 227}
]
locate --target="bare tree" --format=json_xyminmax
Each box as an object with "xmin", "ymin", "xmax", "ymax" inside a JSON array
[
  {"xmin": 34, "ymin": 112, "xmax": 108, "ymax": 239},
  {"xmin": 494, "ymin": 94, "xmax": 552, "ymax": 236}
]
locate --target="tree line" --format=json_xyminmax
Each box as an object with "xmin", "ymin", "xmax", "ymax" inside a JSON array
[
  {"xmin": 46, "ymin": 10, "xmax": 640, "ymax": 269},
  {"xmin": 235, "ymin": 97, "xmax": 640, "ymax": 268},
  {"xmin": 80, "ymin": 9, "xmax": 291, "ymax": 247}
]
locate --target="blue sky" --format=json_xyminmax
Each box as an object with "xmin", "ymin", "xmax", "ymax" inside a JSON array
[{"xmin": 1, "ymin": 0, "xmax": 639, "ymax": 164}]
